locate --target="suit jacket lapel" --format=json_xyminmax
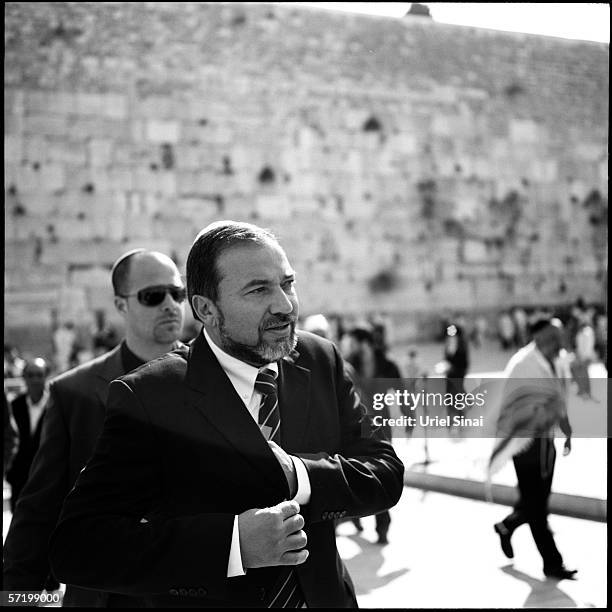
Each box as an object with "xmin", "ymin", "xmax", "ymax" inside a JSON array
[
  {"xmin": 278, "ymin": 352, "xmax": 311, "ymax": 452},
  {"xmin": 93, "ymin": 345, "xmax": 125, "ymax": 406},
  {"xmin": 186, "ymin": 333, "xmax": 288, "ymax": 492}
]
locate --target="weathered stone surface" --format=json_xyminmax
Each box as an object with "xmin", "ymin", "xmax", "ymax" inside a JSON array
[{"xmin": 3, "ymin": 2, "xmax": 608, "ymax": 346}]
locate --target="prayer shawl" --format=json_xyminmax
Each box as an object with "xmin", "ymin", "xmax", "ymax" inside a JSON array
[{"xmin": 487, "ymin": 342, "xmax": 567, "ymax": 481}]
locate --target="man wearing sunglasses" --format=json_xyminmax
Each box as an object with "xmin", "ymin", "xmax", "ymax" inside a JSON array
[
  {"xmin": 4, "ymin": 249, "xmax": 186, "ymax": 607},
  {"xmin": 49, "ymin": 221, "xmax": 404, "ymax": 608}
]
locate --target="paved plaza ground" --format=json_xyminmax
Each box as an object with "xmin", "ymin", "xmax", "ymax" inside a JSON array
[{"xmin": 2, "ymin": 337, "xmax": 606, "ymax": 607}]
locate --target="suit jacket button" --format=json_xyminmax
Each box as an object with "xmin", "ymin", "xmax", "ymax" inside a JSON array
[
  {"xmin": 169, "ymin": 589, "xmax": 179, "ymax": 596},
  {"xmin": 259, "ymin": 587, "xmax": 266, "ymax": 601},
  {"xmin": 188, "ymin": 589, "xmax": 197, "ymax": 597},
  {"xmin": 198, "ymin": 588, "xmax": 207, "ymax": 597},
  {"xmin": 179, "ymin": 588, "xmax": 188, "ymax": 596}
]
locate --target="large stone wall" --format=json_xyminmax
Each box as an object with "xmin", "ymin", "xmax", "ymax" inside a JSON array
[{"xmin": 4, "ymin": 2, "xmax": 608, "ymax": 351}]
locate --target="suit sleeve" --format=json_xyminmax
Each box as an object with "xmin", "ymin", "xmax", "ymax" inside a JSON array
[
  {"xmin": 3, "ymin": 383, "xmax": 69, "ymax": 590},
  {"xmin": 297, "ymin": 344, "xmax": 404, "ymax": 522},
  {"xmin": 48, "ymin": 380, "xmax": 235, "ymax": 596}
]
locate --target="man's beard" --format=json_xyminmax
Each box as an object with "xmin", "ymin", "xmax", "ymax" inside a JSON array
[{"xmin": 216, "ymin": 310, "xmax": 298, "ymax": 366}]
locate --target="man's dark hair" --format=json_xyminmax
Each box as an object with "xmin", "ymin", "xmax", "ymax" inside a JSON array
[
  {"xmin": 186, "ymin": 221, "xmax": 278, "ymax": 322},
  {"xmin": 347, "ymin": 326, "xmax": 375, "ymax": 346},
  {"xmin": 111, "ymin": 249, "xmax": 146, "ymax": 296},
  {"xmin": 529, "ymin": 316, "xmax": 554, "ymax": 336},
  {"xmin": 22, "ymin": 357, "xmax": 49, "ymax": 377}
]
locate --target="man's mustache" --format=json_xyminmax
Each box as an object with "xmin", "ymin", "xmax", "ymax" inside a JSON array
[{"xmin": 262, "ymin": 315, "xmax": 297, "ymax": 330}]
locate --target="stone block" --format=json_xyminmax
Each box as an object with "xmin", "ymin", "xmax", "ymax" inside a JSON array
[
  {"xmin": 89, "ymin": 168, "xmax": 113, "ymax": 193},
  {"xmin": 15, "ymin": 165, "xmax": 43, "ymax": 193},
  {"xmin": 5, "ymin": 134, "xmax": 23, "ymax": 162},
  {"xmin": 76, "ymin": 92, "xmax": 104, "ymax": 116},
  {"xmin": 139, "ymin": 96, "xmax": 176, "ymax": 118},
  {"xmin": 432, "ymin": 115, "xmax": 454, "ymax": 136},
  {"xmin": 509, "ymin": 119, "xmax": 539, "ymax": 143},
  {"xmin": 88, "ymin": 138, "xmax": 114, "ymax": 167},
  {"xmin": 395, "ymin": 133, "xmax": 418, "ymax": 155},
  {"xmin": 146, "ymin": 120, "xmax": 180, "ymax": 143},
  {"xmin": 46, "ymin": 141, "xmax": 88, "ymax": 166},
  {"xmin": 256, "ymin": 194, "xmax": 290, "ymax": 219},
  {"xmin": 109, "ymin": 168, "xmax": 135, "ymax": 191},
  {"xmin": 5, "ymin": 89, "xmax": 25, "ymax": 115},
  {"xmin": 23, "ymin": 114, "xmax": 68, "ymax": 137},
  {"xmin": 158, "ymin": 171, "xmax": 177, "ymax": 196},
  {"xmin": 576, "ymin": 142, "xmax": 605, "ymax": 162},
  {"xmin": 101, "ymin": 93, "xmax": 128, "ymax": 119}
]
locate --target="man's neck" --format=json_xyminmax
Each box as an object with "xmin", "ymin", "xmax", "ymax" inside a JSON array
[{"xmin": 125, "ymin": 335, "xmax": 178, "ymax": 363}]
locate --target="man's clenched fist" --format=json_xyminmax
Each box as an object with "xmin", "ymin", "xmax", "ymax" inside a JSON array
[{"xmin": 238, "ymin": 500, "xmax": 308, "ymax": 568}]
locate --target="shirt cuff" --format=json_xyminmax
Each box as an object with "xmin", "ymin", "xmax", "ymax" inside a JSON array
[
  {"xmin": 292, "ymin": 456, "xmax": 311, "ymax": 504},
  {"xmin": 227, "ymin": 515, "xmax": 246, "ymax": 577}
]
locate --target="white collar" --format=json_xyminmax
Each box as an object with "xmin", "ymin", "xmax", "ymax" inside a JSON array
[{"xmin": 203, "ymin": 328, "xmax": 278, "ymax": 406}]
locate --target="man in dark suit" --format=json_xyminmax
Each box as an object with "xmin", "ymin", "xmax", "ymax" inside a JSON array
[
  {"xmin": 6, "ymin": 358, "xmax": 50, "ymax": 512},
  {"xmin": 3, "ymin": 249, "xmax": 186, "ymax": 605},
  {"xmin": 49, "ymin": 221, "xmax": 404, "ymax": 607}
]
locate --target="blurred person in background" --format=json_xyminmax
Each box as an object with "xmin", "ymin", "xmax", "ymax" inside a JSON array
[
  {"xmin": 6, "ymin": 358, "xmax": 50, "ymax": 512},
  {"xmin": 343, "ymin": 325, "xmax": 402, "ymax": 544},
  {"xmin": 571, "ymin": 320, "xmax": 598, "ymax": 400},
  {"xmin": 302, "ymin": 313, "xmax": 332, "ymax": 340},
  {"xmin": 469, "ymin": 314, "xmax": 488, "ymax": 349},
  {"xmin": 4, "ymin": 344, "xmax": 25, "ymax": 379},
  {"xmin": 442, "ymin": 323, "xmax": 470, "ymax": 431},
  {"xmin": 400, "ymin": 347, "xmax": 428, "ymax": 437},
  {"xmin": 593, "ymin": 311, "xmax": 607, "ymax": 371},
  {"xmin": 3, "ymin": 249, "xmax": 186, "ymax": 606},
  {"xmin": 497, "ymin": 310, "xmax": 516, "ymax": 351},
  {"xmin": 52, "ymin": 321, "xmax": 77, "ymax": 373},
  {"xmin": 4, "ymin": 392, "xmax": 18, "ymax": 478},
  {"xmin": 512, "ymin": 306, "xmax": 529, "ymax": 348},
  {"xmin": 488, "ymin": 318, "xmax": 576, "ymax": 581}
]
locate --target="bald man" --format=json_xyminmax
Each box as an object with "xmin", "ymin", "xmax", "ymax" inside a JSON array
[{"xmin": 3, "ymin": 250, "xmax": 187, "ymax": 606}]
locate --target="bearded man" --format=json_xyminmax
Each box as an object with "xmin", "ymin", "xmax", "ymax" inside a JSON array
[{"xmin": 49, "ymin": 220, "xmax": 404, "ymax": 608}]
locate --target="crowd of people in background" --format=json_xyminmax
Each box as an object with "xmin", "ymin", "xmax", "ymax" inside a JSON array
[{"xmin": 3, "ymin": 296, "xmax": 607, "ymax": 544}]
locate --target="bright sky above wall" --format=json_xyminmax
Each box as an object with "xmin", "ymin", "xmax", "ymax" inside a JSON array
[{"xmin": 286, "ymin": 3, "xmax": 610, "ymax": 43}]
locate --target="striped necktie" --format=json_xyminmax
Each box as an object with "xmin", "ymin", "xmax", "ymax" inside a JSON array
[
  {"xmin": 254, "ymin": 368, "xmax": 306, "ymax": 608},
  {"xmin": 255, "ymin": 368, "xmax": 281, "ymax": 444}
]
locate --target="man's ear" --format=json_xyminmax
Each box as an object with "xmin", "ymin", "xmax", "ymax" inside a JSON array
[
  {"xmin": 114, "ymin": 296, "xmax": 128, "ymax": 314},
  {"xmin": 191, "ymin": 295, "xmax": 219, "ymax": 327}
]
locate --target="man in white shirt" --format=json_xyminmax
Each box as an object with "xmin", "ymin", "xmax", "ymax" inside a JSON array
[{"xmin": 6, "ymin": 358, "xmax": 50, "ymax": 511}]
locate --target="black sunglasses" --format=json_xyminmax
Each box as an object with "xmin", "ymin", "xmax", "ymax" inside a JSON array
[{"xmin": 119, "ymin": 285, "xmax": 187, "ymax": 307}]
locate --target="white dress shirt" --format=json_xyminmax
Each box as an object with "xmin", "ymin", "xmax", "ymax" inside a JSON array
[
  {"xmin": 203, "ymin": 329, "xmax": 311, "ymax": 577},
  {"xmin": 26, "ymin": 387, "xmax": 49, "ymax": 433}
]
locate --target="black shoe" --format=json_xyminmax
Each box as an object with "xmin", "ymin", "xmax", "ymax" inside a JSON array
[
  {"xmin": 494, "ymin": 522, "xmax": 514, "ymax": 558},
  {"xmin": 544, "ymin": 566, "xmax": 578, "ymax": 580}
]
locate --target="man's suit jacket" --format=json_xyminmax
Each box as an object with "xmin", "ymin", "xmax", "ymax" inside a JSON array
[
  {"xmin": 49, "ymin": 331, "xmax": 404, "ymax": 607},
  {"xmin": 3, "ymin": 345, "xmax": 125, "ymax": 606},
  {"xmin": 6, "ymin": 394, "xmax": 47, "ymax": 499}
]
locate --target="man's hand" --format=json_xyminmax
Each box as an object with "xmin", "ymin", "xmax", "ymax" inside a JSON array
[
  {"xmin": 563, "ymin": 437, "xmax": 571, "ymax": 456},
  {"xmin": 238, "ymin": 500, "xmax": 308, "ymax": 568},
  {"xmin": 268, "ymin": 441, "xmax": 298, "ymax": 498}
]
